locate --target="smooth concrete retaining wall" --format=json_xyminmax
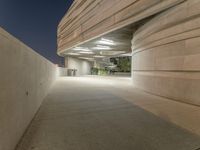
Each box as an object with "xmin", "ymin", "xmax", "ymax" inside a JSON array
[
  {"xmin": 132, "ymin": 0, "xmax": 200, "ymax": 106},
  {"xmin": 0, "ymin": 27, "xmax": 58, "ymax": 150},
  {"xmin": 65, "ymin": 57, "xmax": 92, "ymax": 76}
]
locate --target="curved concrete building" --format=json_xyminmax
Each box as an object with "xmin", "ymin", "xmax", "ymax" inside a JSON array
[
  {"xmin": 132, "ymin": 0, "xmax": 200, "ymax": 105},
  {"xmin": 57, "ymin": 0, "xmax": 200, "ymax": 105},
  {"xmin": 57, "ymin": 0, "xmax": 185, "ymax": 54}
]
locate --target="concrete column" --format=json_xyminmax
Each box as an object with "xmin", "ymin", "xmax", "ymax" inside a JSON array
[
  {"xmin": 64, "ymin": 56, "xmax": 69, "ymax": 68},
  {"xmin": 64, "ymin": 56, "xmax": 92, "ymax": 76}
]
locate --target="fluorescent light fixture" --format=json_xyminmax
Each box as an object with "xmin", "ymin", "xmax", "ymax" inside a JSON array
[
  {"xmin": 73, "ymin": 47, "xmax": 90, "ymax": 51},
  {"xmin": 67, "ymin": 53, "xmax": 80, "ymax": 56},
  {"xmin": 120, "ymin": 53, "xmax": 132, "ymax": 56},
  {"xmin": 94, "ymin": 55, "xmax": 105, "ymax": 58},
  {"xmin": 79, "ymin": 57, "xmax": 94, "ymax": 60},
  {"xmin": 100, "ymin": 50, "xmax": 126, "ymax": 55},
  {"xmin": 79, "ymin": 51, "xmax": 94, "ymax": 54},
  {"xmin": 98, "ymin": 38, "xmax": 115, "ymax": 45},
  {"xmin": 92, "ymin": 45, "xmax": 112, "ymax": 50}
]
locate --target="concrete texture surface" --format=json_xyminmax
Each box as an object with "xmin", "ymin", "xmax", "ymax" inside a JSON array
[
  {"xmin": 65, "ymin": 57, "xmax": 92, "ymax": 76},
  {"xmin": 57, "ymin": 0, "xmax": 184, "ymax": 54},
  {"xmin": 16, "ymin": 76, "xmax": 200, "ymax": 150},
  {"xmin": 57, "ymin": 0, "xmax": 200, "ymax": 107},
  {"xmin": 132, "ymin": 0, "xmax": 200, "ymax": 106},
  {"xmin": 0, "ymin": 27, "xmax": 58, "ymax": 150}
]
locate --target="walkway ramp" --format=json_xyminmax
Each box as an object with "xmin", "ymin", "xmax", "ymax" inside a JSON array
[{"xmin": 16, "ymin": 77, "xmax": 200, "ymax": 150}]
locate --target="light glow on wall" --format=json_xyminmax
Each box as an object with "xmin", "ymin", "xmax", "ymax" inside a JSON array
[{"xmin": 55, "ymin": 66, "xmax": 60, "ymax": 78}]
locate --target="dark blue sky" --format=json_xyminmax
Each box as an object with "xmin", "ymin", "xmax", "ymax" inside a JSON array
[{"xmin": 0, "ymin": 0, "xmax": 73, "ymax": 64}]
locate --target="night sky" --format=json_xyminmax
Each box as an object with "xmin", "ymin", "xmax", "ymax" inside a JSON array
[{"xmin": 0, "ymin": 0, "xmax": 73, "ymax": 65}]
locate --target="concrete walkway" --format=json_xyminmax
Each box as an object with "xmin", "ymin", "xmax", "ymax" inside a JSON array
[{"xmin": 16, "ymin": 77, "xmax": 200, "ymax": 150}]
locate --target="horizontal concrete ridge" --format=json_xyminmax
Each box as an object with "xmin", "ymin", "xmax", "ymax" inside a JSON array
[
  {"xmin": 0, "ymin": 27, "xmax": 58, "ymax": 150},
  {"xmin": 57, "ymin": 0, "xmax": 184, "ymax": 55},
  {"xmin": 132, "ymin": 0, "xmax": 200, "ymax": 106}
]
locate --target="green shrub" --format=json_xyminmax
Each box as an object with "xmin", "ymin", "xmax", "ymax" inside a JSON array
[
  {"xmin": 98, "ymin": 69, "xmax": 108, "ymax": 76},
  {"xmin": 91, "ymin": 67, "xmax": 98, "ymax": 75}
]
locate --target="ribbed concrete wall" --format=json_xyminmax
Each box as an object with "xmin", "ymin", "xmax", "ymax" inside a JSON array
[
  {"xmin": 57, "ymin": 0, "xmax": 184, "ymax": 55},
  {"xmin": 132, "ymin": 0, "xmax": 200, "ymax": 106},
  {"xmin": 0, "ymin": 28, "xmax": 58, "ymax": 150}
]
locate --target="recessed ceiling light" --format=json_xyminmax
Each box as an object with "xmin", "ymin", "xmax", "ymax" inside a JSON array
[
  {"xmin": 100, "ymin": 51, "xmax": 126, "ymax": 55},
  {"xmin": 92, "ymin": 45, "xmax": 112, "ymax": 50},
  {"xmin": 79, "ymin": 51, "xmax": 94, "ymax": 54},
  {"xmin": 73, "ymin": 47, "xmax": 90, "ymax": 51},
  {"xmin": 97, "ymin": 38, "xmax": 115, "ymax": 45},
  {"xmin": 67, "ymin": 53, "xmax": 80, "ymax": 56},
  {"xmin": 79, "ymin": 57, "xmax": 94, "ymax": 61},
  {"xmin": 94, "ymin": 55, "xmax": 105, "ymax": 58},
  {"xmin": 120, "ymin": 53, "xmax": 132, "ymax": 56}
]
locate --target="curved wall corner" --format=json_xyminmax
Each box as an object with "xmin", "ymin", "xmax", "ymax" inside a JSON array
[{"xmin": 132, "ymin": 0, "xmax": 200, "ymax": 106}]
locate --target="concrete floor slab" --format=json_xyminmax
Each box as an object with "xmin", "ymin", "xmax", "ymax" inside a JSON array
[{"xmin": 16, "ymin": 77, "xmax": 200, "ymax": 150}]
